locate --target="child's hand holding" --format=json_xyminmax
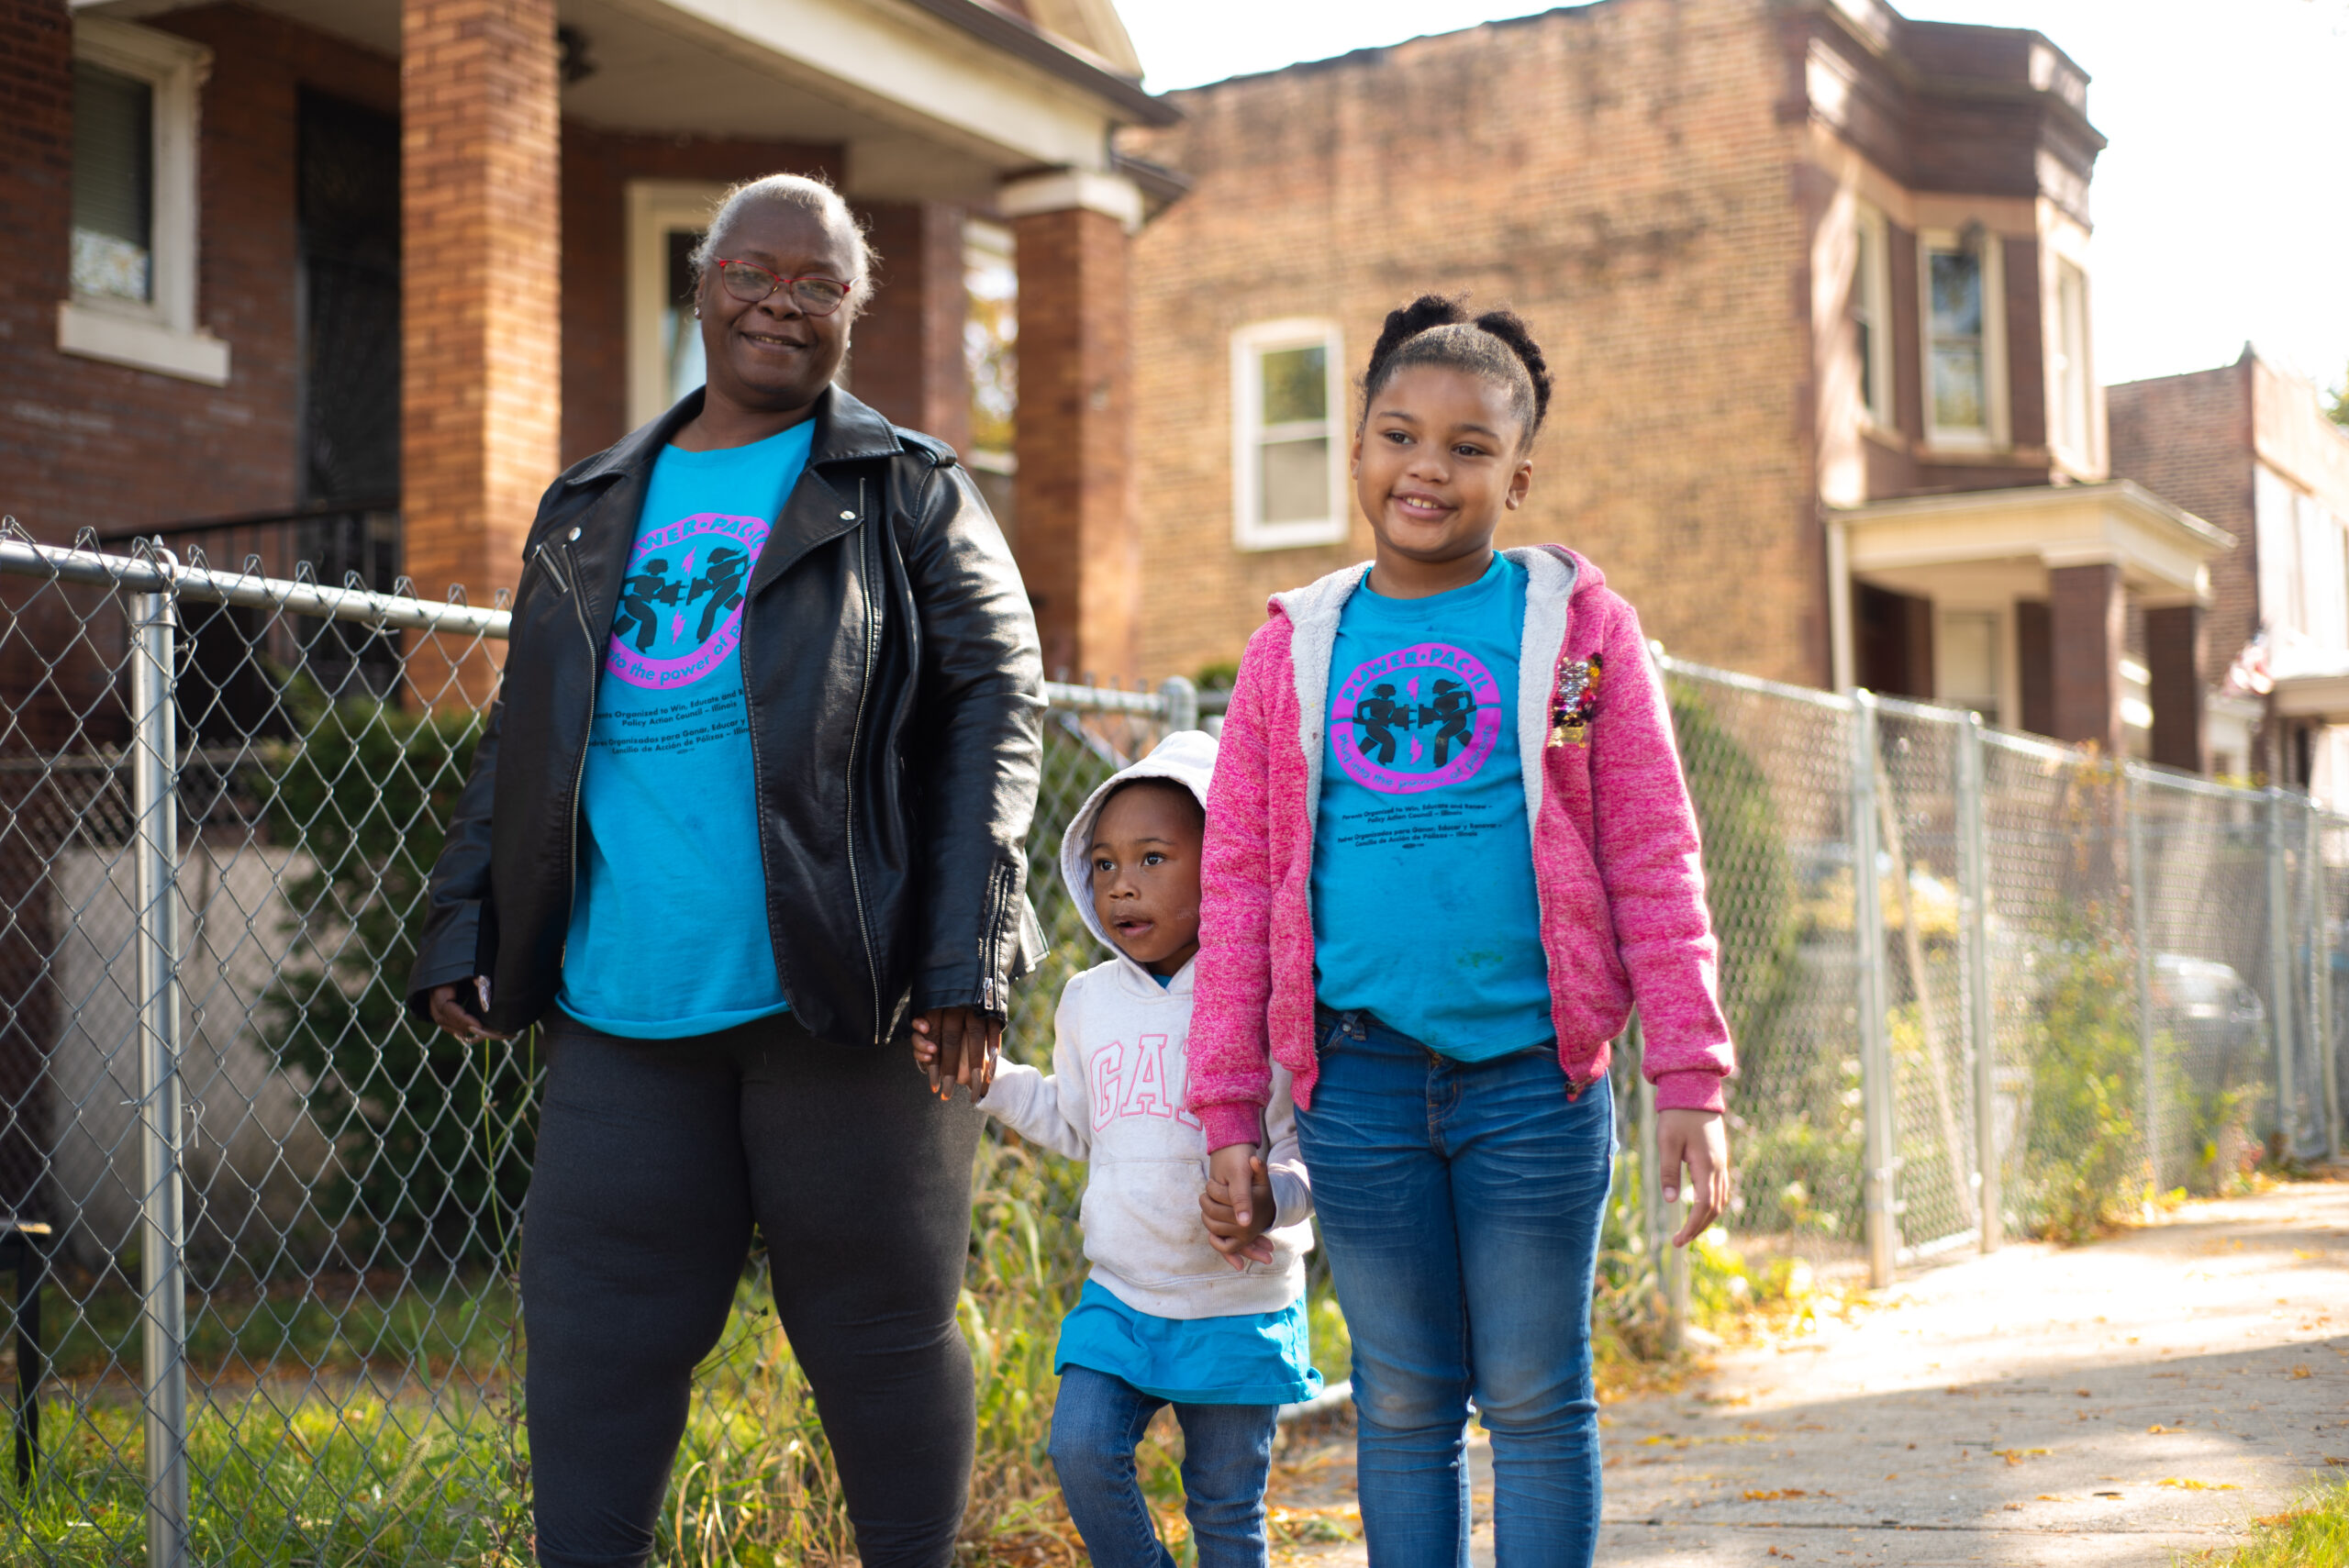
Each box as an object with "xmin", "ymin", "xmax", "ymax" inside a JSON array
[
  {"xmin": 910, "ymin": 1010, "xmax": 1000, "ymax": 1102},
  {"xmin": 1201, "ymin": 1143, "xmax": 1276, "ymax": 1270}
]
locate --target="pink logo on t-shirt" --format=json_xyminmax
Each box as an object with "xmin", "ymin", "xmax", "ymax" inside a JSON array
[
  {"xmin": 1330, "ymin": 641, "xmax": 1502, "ymax": 794},
  {"xmin": 604, "ymin": 512, "xmax": 770, "ymax": 689}
]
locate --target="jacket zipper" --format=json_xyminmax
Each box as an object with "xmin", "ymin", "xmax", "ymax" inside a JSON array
[
  {"xmin": 560, "ymin": 535, "xmax": 596, "ymax": 903},
  {"xmin": 841, "ymin": 477, "xmax": 885, "ymax": 1041}
]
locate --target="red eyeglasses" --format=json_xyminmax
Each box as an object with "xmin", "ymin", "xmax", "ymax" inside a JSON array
[{"xmin": 711, "ymin": 259, "xmax": 853, "ymax": 317}]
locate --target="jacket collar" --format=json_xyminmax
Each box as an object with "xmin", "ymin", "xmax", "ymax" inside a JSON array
[{"xmin": 562, "ymin": 383, "xmax": 903, "ymax": 489}]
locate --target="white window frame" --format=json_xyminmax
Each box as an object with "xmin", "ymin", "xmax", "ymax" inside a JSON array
[
  {"xmin": 625, "ymin": 180, "xmax": 728, "ymax": 429},
  {"xmin": 1230, "ymin": 317, "xmax": 1347, "ymax": 551},
  {"xmin": 2049, "ymin": 258, "xmax": 2093, "ymax": 465},
  {"xmin": 57, "ymin": 17, "xmax": 227, "ymax": 384},
  {"xmin": 1918, "ymin": 227, "xmax": 2009, "ymax": 452},
  {"xmin": 1852, "ymin": 202, "xmax": 1895, "ymax": 429}
]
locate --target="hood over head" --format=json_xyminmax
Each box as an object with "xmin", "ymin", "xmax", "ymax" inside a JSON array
[{"xmin": 1058, "ymin": 729, "xmax": 1219, "ymax": 956}]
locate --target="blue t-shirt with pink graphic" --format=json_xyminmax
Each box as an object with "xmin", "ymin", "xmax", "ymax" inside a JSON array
[
  {"xmin": 1309, "ymin": 554, "xmax": 1553, "ymax": 1061},
  {"xmin": 556, "ymin": 420, "xmax": 815, "ymax": 1037}
]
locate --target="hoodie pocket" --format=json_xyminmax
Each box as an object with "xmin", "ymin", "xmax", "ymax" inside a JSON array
[{"xmin": 1079, "ymin": 1155, "xmax": 1235, "ymax": 1289}]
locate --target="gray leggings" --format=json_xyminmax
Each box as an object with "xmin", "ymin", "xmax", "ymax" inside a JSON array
[{"xmin": 520, "ymin": 1013, "xmax": 983, "ymax": 1568}]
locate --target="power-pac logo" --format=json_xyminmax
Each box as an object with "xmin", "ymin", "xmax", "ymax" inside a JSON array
[
  {"xmin": 1330, "ymin": 641, "xmax": 1502, "ymax": 794},
  {"xmin": 604, "ymin": 513, "xmax": 770, "ymax": 689}
]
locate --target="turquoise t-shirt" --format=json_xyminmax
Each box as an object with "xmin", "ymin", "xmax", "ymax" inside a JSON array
[
  {"xmin": 555, "ymin": 421, "xmax": 815, "ymax": 1037},
  {"xmin": 1309, "ymin": 555, "xmax": 1553, "ymax": 1060},
  {"xmin": 1053, "ymin": 1280, "xmax": 1321, "ymax": 1406}
]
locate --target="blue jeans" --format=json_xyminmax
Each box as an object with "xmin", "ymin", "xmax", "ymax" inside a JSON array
[
  {"xmin": 1048, "ymin": 1363, "xmax": 1278, "ymax": 1568},
  {"xmin": 1297, "ymin": 1008, "xmax": 1613, "ymax": 1568}
]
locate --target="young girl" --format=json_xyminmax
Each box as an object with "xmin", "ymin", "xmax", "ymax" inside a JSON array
[
  {"xmin": 1188, "ymin": 295, "xmax": 1734, "ymax": 1568},
  {"xmin": 917, "ymin": 731, "xmax": 1319, "ymax": 1568}
]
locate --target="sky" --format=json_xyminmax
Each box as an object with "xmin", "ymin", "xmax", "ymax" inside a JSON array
[{"xmin": 1117, "ymin": 0, "xmax": 2349, "ymax": 400}]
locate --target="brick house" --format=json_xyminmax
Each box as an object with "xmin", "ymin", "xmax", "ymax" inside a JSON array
[
  {"xmin": 0, "ymin": 0, "xmax": 1179, "ymax": 710},
  {"xmin": 0, "ymin": 0, "xmax": 1178, "ymax": 1231},
  {"xmin": 1119, "ymin": 0, "xmax": 2233, "ymax": 763},
  {"xmin": 2110, "ymin": 349, "xmax": 2349, "ymax": 794}
]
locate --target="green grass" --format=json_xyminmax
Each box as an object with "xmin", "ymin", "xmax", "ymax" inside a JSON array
[
  {"xmin": 37, "ymin": 1272, "xmax": 517, "ymax": 1385},
  {"xmin": 2183, "ymin": 1477, "xmax": 2349, "ymax": 1568}
]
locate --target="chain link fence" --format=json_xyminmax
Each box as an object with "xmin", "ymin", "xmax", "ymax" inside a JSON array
[{"xmin": 1, "ymin": 533, "xmax": 2343, "ymax": 1565}]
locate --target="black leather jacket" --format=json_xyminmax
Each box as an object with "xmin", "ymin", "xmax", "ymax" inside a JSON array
[{"xmin": 406, "ymin": 386, "xmax": 1044, "ymax": 1047}]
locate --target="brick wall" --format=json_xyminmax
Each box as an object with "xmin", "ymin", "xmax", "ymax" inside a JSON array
[
  {"xmin": 0, "ymin": 1, "xmax": 396, "ymax": 547},
  {"xmin": 399, "ymin": 0, "xmax": 561, "ymax": 647},
  {"xmin": 1122, "ymin": 0, "xmax": 1818, "ymax": 686},
  {"xmin": 2108, "ymin": 361, "xmax": 2255, "ymax": 668},
  {"xmin": 1013, "ymin": 203, "xmax": 1136, "ymax": 680},
  {"xmin": 854, "ymin": 200, "xmax": 972, "ymax": 457}
]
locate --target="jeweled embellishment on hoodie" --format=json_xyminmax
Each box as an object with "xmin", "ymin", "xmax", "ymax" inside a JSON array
[{"xmin": 1548, "ymin": 652, "xmax": 1604, "ymax": 748}]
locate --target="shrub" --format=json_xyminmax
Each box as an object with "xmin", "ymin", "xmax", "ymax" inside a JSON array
[{"xmin": 260, "ymin": 685, "xmax": 534, "ymax": 1273}]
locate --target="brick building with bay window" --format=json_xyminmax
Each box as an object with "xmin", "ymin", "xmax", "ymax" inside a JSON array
[{"xmin": 1119, "ymin": 0, "xmax": 2237, "ymax": 766}]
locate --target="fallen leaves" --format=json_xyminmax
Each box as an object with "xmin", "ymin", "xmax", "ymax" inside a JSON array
[
  {"xmin": 2289, "ymin": 1365, "xmax": 2312, "ymax": 1378},
  {"xmin": 1994, "ymin": 1447, "xmax": 2052, "ymax": 1465},
  {"xmin": 2156, "ymin": 1477, "xmax": 2241, "ymax": 1490},
  {"xmin": 1742, "ymin": 1488, "xmax": 1808, "ymax": 1500}
]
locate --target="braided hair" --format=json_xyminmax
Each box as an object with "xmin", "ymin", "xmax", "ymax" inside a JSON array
[{"xmin": 1359, "ymin": 295, "xmax": 1553, "ymax": 446}]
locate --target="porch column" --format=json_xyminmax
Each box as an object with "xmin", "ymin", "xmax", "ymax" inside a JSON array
[
  {"xmin": 854, "ymin": 202, "xmax": 970, "ymax": 455},
  {"xmin": 2049, "ymin": 562, "xmax": 2125, "ymax": 755},
  {"xmin": 401, "ymin": 0, "xmax": 561, "ymax": 705},
  {"xmin": 2144, "ymin": 602, "xmax": 2206, "ymax": 773},
  {"xmin": 1002, "ymin": 169, "xmax": 1141, "ymax": 682}
]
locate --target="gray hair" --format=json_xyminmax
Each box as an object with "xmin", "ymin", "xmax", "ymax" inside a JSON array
[{"xmin": 688, "ymin": 172, "xmax": 878, "ymax": 316}]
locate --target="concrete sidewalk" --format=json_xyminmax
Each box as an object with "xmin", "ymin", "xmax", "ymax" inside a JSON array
[{"xmin": 1265, "ymin": 1179, "xmax": 2349, "ymax": 1565}]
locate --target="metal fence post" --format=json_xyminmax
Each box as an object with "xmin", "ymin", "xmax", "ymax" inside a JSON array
[
  {"xmin": 2266, "ymin": 790, "xmax": 2299, "ymax": 1156},
  {"xmin": 130, "ymin": 573, "xmax": 190, "ymax": 1568},
  {"xmin": 1954, "ymin": 711, "xmax": 1999, "ymax": 1251},
  {"xmin": 1850, "ymin": 691, "xmax": 1898, "ymax": 1286},
  {"xmin": 1158, "ymin": 674, "xmax": 1199, "ymax": 735},
  {"xmin": 2126, "ymin": 768, "xmax": 2162, "ymax": 1206},
  {"xmin": 2307, "ymin": 805, "xmax": 2339, "ymax": 1162}
]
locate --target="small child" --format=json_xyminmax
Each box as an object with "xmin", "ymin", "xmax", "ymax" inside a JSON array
[
  {"xmin": 915, "ymin": 730, "xmax": 1319, "ymax": 1568},
  {"xmin": 1188, "ymin": 295, "xmax": 1736, "ymax": 1568}
]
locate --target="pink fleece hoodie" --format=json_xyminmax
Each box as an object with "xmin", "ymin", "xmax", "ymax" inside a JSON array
[{"xmin": 1187, "ymin": 545, "xmax": 1734, "ymax": 1154}]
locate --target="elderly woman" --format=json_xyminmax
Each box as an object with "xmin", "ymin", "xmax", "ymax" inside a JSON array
[{"xmin": 407, "ymin": 172, "xmax": 1041, "ymax": 1568}]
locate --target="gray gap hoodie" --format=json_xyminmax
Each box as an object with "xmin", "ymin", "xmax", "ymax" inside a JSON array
[{"xmin": 980, "ymin": 729, "xmax": 1314, "ymax": 1319}]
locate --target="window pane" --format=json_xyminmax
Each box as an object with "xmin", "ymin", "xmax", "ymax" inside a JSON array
[
  {"xmin": 1857, "ymin": 317, "xmax": 1876, "ymax": 416},
  {"xmin": 72, "ymin": 61, "xmax": 153, "ymax": 302},
  {"xmin": 1259, "ymin": 436, "xmax": 1329, "ymax": 524},
  {"xmin": 1939, "ymin": 610, "xmax": 1999, "ymax": 724},
  {"xmin": 1932, "ymin": 345, "xmax": 1985, "ymax": 430},
  {"xmin": 663, "ymin": 228, "xmax": 706, "ymax": 404},
  {"xmin": 1928, "ymin": 250, "xmax": 1981, "ymax": 337},
  {"xmin": 1260, "ymin": 345, "xmax": 1327, "ymax": 426}
]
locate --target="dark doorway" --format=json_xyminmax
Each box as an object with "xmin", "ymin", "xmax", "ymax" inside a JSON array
[
  {"xmin": 1854, "ymin": 583, "xmax": 1933, "ymax": 701},
  {"xmin": 294, "ymin": 88, "xmax": 401, "ymax": 695},
  {"xmin": 299, "ymin": 88, "xmax": 399, "ymax": 514}
]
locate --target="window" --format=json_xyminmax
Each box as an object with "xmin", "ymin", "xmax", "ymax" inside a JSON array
[
  {"xmin": 2050, "ymin": 260, "xmax": 2091, "ymax": 460},
  {"xmin": 1230, "ymin": 319, "xmax": 1346, "ymax": 550},
  {"xmin": 73, "ymin": 61, "xmax": 152, "ymax": 302},
  {"xmin": 58, "ymin": 18, "xmax": 226, "ymax": 384},
  {"xmin": 625, "ymin": 182, "xmax": 727, "ymax": 428},
  {"xmin": 1920, "ymin": 228, "xmax": 2007, "ymax": 449},
  {"xmin": 1936, "ymin": 608, "xmax": 2001, "ymax": 727},
  {"xmin": 1851, "ymin": 204, "xmax": 1893, "ymax": 428}
]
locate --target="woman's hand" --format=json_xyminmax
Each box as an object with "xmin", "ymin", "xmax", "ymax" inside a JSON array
[
  {"xmin": 427, "ymin": 978, "xmax": 511, "ymax": 1044},
  {"xmin": 1656, "ymin": 1107, "xmax": 1731, "ymax": 1247},
  {"xmin": 1201, "ymin": 1143, "xmax": 1275, "ymax": 1270},
  {"xmin": 913, "ymin": 1006, "xmax": 1001, "ymax": 1100}
]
